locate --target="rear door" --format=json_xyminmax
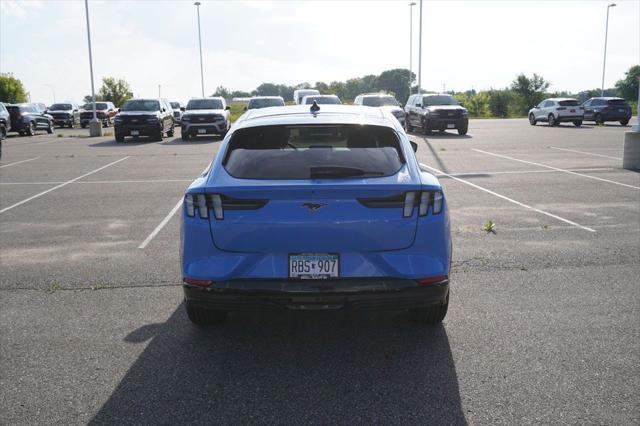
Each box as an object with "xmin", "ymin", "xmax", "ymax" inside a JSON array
[{"xmin": 207, "ymin": 123, "xmax": 420, "ymax": 253}]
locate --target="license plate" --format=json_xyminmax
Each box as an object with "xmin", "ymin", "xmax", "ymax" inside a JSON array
[
  {"xmin": 447, "ymin": 124, "xmax": 455, "ymax": 129},
  {"xmin": 289, "ymin": 253, "xmax": 339, "ymax": 279},
  {"xmin": 570, "ymin": 109, "xmax": 575, "ymax": 113},
  {"xmin": 130, "ymin": 130, "xmax": 139, "ymax": 136},
  {"xmin": 619, "ymin": 108, "xmax": 625, "ymax": 112},
  {"xmin": 198, "ymin": 129, "xmax": 207, "ymax": 134}
]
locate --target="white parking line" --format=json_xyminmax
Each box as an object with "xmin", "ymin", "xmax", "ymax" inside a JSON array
[
  {"xmin": 0, "ymin": 157, "xmax": 40, "ymax": 169},
  {"xmin": 420, "ymin": 163, "xmax": 596, "ymax": 233},
  {"xmin": 138, "ymin": 198, "xmax": 183, "ymax": 249},
  {"xmin": 0, "ymin": 156, "xmax": 130, "ymax": 214},
  {"xmin": 549, "ymin": 146, "xmax": 622, "ymax": 160},
  {"xmin": 0, "ymin": 179, "xmax": 192, "ymax": 185},
  {"xmin": 439, "ymin": 167, "xmax": 613, "ymax": 178},
  {"xmin": 473, "ymin": 149, "xmax": 639, "ymax": 190}
]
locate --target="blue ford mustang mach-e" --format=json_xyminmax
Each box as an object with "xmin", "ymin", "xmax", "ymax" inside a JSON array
[{"xmin": 181, "ymin": 104, "xmax": 451, "ymax": 325}]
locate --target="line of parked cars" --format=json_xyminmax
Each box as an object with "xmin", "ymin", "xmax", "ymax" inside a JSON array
[{"xmin": 529, "ymin": 97, "xmax": 632, "ymax": 127}]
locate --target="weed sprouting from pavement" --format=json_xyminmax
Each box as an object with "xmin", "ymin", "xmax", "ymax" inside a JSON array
[
  {"xmin": 47, "ymin": 282, "xmax": 61, "ymax": 293},
  {"xmin": 103, "ymin": 131, "xmax": 113, "ymax": 136},
  {"xmin": 483, "ymin": 220, "xmax": 496, "ymax": 234},
  {"xmin": 57, "ymin": 134, "xmax": 63, "ymax": 138}
]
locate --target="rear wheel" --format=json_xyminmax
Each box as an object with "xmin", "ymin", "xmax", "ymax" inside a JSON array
[
  {"xmin": 573, "ymin": 120, "xmax": 582, "ymax": 127},
  {"xmin": 595, "ymin": 113, "xmax": 604, "ymax": 125},
  {"xmin": 185, "ymin": 300, "xmax": 227, "ymax": 325},
  {"xmin": 409, "ymin": 293, "xmax": 449, "ymax": 325},
  {"xmin": 620, "ymin": 119, "xmax": 629, "ymax": 126},
  {"xmin": 26, "ymin": 122, "xmax": 36, "ymax": 136},
  {"xmin": 529, "ymin": 114, "xmax": 537, "ymax": 125},
  {"xmin": 548, "ymin": 114, "xmax": 556, "ymax": 127},
  {"xmin": 457, "ymin": 125, "xmax": 468, "ymax": 136}
]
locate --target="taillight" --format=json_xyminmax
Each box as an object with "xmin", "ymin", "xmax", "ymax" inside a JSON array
[
  {"xmin": 184, "ymin": 193, "xmax": 267, "ymax": 220},
  {"xmin": 416, "ymin": 275, "xmax": 448, "ymax": 285},
  {"xmin": 418, "ymin": 190, "xmax": 443, "ymax": 216},
  {"xmin": 184, "ymin": 194, "xmax": 208, "ymax": 219},
  {"xmin": 403, "ymin": 192, "xmax": 415, "ymax": 217},
  {"xmin": 359, "ymin": 190, "xmax": 443, "ymax": 217}
]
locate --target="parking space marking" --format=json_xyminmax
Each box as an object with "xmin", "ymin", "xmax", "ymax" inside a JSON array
[
  {"xmin": 0, "ymin": 157, "xmax": 40, "ymax": 169},
  {"xmin": 549, "ymin": 146, "xmax": 622, "ymax": 160},
  {"xmin": 420, "ymin": 163, "xmax": 596, "ymax": 233},
  {"xmin": 0, "ymin": 156, "xmax": 130, "ymax": 214},
  {"xmin": 439, "ymin": 167, "xmax": 613, "ymax": 178},
  {"xmin": 138, "ymin": 198, "xmax": 183, "ymax": 249},
  {"xmin": 473, "ymin": 149, "xmax": 639, "ymax": 190},
  {"xmin": 0, "ymin": 179, "xmax": 192, "ymax": 186}
]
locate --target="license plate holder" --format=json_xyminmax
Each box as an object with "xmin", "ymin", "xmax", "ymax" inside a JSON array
[
  {"xmin": 198, "ymin": 129, "xmax": 207, "ymax": 134},
  {"xmin": 130, "ymin": 130, "xmax": 139, "ymax": 136},
  {"xmin": 570, "ymin": 109, "xmax": 575, "ymax": 113},
  {"xmin": 289, "ymin": 253, "xmax": 339, "ymax": 279},
  {"xmin": 446, "ymin": 123, "xmax": 455, "ymax": 129}
]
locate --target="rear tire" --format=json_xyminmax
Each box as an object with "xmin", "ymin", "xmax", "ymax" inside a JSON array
[
  {"xmin": 620, "ymin": 119, "xmax": 629, "ymax": 126},
  {"xmin": 409, "ymin": 293, "xmax": 449, "ymax": 325},
  {"xmin": 595, "ymin": 113, "xmax": 604, "ymax": 125},
  {"xmin": 573, "ymin": 120, "xmax": 582, "ymax": 127},
  {"xmin": 185, "ymin": 300, "xmax": 227, "ymax": 325},
  {"xmin": 529, "ymin": 114, "xmax": 537, "ymax": 125},
  {"xmin": 457, "ymin": 125, "xmax": 468, "ymax": 136},
  {"xmin": 548, "ymin": 114, "xmax": 556, "ymax": 127}
]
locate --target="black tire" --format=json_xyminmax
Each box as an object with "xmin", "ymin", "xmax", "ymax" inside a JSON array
[
  {"xmin": 0, "ymin": 124, "xmax": 7, "ymax": 140},
  {"xmin": 405, "ymin": 120, "xmax": 413, "ymax": 133},
  {"xmin": 421, "ymin": 118, "xmax": 430, "ymax": 135},
  {"xmin": 620, "ymin": 119, "xmax": 629, "ymax": 126},
  {"xmin": 457, "ymin": 125, "xmax": 468, "ymax": 136},
  {"xmin": 529, "ymin": 114, "xmax": 537, "ymax": 125},
  {"xmin": 81, "ymin": 123, "xmax": 87, "ymax": 128},
  {"xmin": 548, "ymin": 114, "xmax": 556, "ymax": 127},
  {"xmin": 26, "ymin": 121, "xmax": 36, "ymax": 136},
  {"xmin": 573, "ymin": 120, "xmax": 582, "ymax": 127},
  {"xmin": 181, "ymin": 131, "xmax": 190, "ymax": 141},
  {"xmin": 115, "ymin": 133, "xmax": 125, "ymax": 143},
  {"xmin": 47, "ymin": 121, "xmax": 54, "ymax": 134},
  {"xmin": 154, "ymin": 128, "xmax": 163, "ymax": 142},
  {"xmin": 185, "ymin": 300, "xmax": 227, "ymax": 325},
  {"xmin": 595, "ymin": 113, "xmax": 604, "ymax": 125},
  {"xmin": 409, "ymin": 293, "xmax": 449, "ymax": 324}
]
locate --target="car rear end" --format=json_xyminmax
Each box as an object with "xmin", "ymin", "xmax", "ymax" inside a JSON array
[
  {"xmin": 180, "ymin": 109, "xmax": 451, "ymax": 323},
  {"xmin": 555, "ymin": 99, "xmax": 584, "ymax": 122},
  {"xmin": 603, "ymin": 99, "xmax": 632, "ymax": 122}
]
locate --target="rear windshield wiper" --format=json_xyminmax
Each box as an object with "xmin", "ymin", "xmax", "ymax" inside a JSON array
[{"xmin": 310, "ymin": 166, "xmax": 385, "ymax": 178}]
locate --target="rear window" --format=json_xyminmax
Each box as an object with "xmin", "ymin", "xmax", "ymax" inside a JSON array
[
  {"xmin": 362, "ymin": 96, "xmax": 400, "ymax": 107},
  {"xmin": 49, "ymin": 103, "xmax": 72, "ymax": 110},
  {"xmin": 223, "ymin": 124, "xmax": 404, "ymax": 180},
  {"xmin": 558, "ymin": 100, "xmax": 579, "ymax": 106},
  {"xmin": 304, "ymin": 96, "xmax": 341, "ymax": 105},
  {"xmin": 121, "ymin": 100, "xmax": 160, "ymax": 111},
  {"xmin": 248, "ymin": 98, "xmax": 285, "ymax": 109},
  {"xmin": 608, "ymin": 99, "xmax": 628, "ymax": 105}
]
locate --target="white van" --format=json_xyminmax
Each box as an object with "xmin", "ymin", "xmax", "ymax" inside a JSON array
[{"xmin": 293, "ymin": 89, "xmax": 320, "ymax": 105}]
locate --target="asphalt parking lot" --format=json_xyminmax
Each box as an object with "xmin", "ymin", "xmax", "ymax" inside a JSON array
[{"xmin": 1, "ymin": 119, "xmax": 638, "ymax": 424}]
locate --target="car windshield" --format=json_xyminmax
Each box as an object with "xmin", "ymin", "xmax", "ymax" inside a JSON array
[
  {"xmin": 186, "ymin": 99, "xmax": 223, "ymax": 110},
  {"xmin": 248, "ymin": 98, "xmax": 285, "ymax": 109},
  {"xmin": 362, "ymin": 96, "xmax": 400, "ymax": 107},
  {"xmin": 422, "ymin": 96, "xmax": 458, "ymax": 106},
  {"xmin": 121, "ymin": 100, "xmax": 160, "ymax": 111},
  {"xmin": 223, "ymin": 124, "xmax": 404, "ymax": 180},
  {"xmin": 170, "ymin": 102, "xmax": 181, "ymax": 109},
  {"xmin": 558, "ymin": 100, "xmax": 579, "ymax": 106},
  {"xmin": 82, "ymin": 103, "xmax": 108, "ymax": 110},
  {"xmin": 304, "ymin": 96, "xmax": 341, "ymax": 105},
  {"xmin": 49, "ymin": 103, "xmax": 72, "ymax": 110}
]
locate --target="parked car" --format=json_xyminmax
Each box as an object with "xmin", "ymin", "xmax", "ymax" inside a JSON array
[
  {"xmin": 80, "ymin": 101, "xmax": 117, "ymax": 127},
  {"xmin": 181, "ymin": 97, "xmax": 231, "ymax": 141},
  {"xmin": 246, "ymin": 96, "xmax": 285, "ymax": 110},
  {"xmin": 301, "ymin": 94, "xmax": 342, "ymax": 105},
  {"xmin": 354, "ymin": 93, "xmax": 406, "ymax": 127},
  {"xmin": 0, "ymin": 102, "xmax": 9, "ymax": 157},
  {"xmin": 293, "ymin": 89, "xmax": 320, "ymax": 104},
  {"xmin": 6, "ymin": 104, "xmax": 54, "ymax": 136},
  {"xmin": 170, "ymin": 102, "xmax": 184, "ymax": 125},
  {"xmin": 528, "ymin": 98, "xmax": 584, "ymax": 127},
  {"xmin": 180, "ymin": 103, "xmax": 451, "ymax": 325},
  {"xmin": 30, "ymin": 103, "xmax": 48, "ymax": 114},
  {"xmin": 581, "ymin": 97, "xmax": 632, "ymax": 126},
  {"xmin": 114, "ymin": 98, "xmax": 175, "ymax": 142},
  {"xmin": 46, "ymin": 102, "xmax": 80, "ymax": 128},
  {"xmin": 405, "ymin": 94, "xmax": 469, "ymax": 135}
]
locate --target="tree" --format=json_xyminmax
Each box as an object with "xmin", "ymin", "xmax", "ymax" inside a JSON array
[
  {"xmin": 212, "ymin": 86, "xmax": 230, "ymax": 99},
  {"xmin": 0, "ymin": 73, "xmax": 28, "ymax": 103},
  {"xmin": 377, "ymin": 69, "xmax": 414, "ymax": 104},
  {"xmin": 254, "ymin": 83, "xmax": 280, "ymax": 96},
  {"xmin": 87, "ymin": 77, "xmax": 133, "ymax": 107},
  {"xmin": 510, "ymin": 73, "xmax": 550, "ymax": 112},
  {"xmin": 83, "ymin": 94, "xmax": 104, "ymax": 104},
  {"xmin": 488, "ymin": 89, "xmax": 512, "ymax": 118},
  {"xmin": 615, "ymin": 65, "xmax": 640, "ymax": 101}
]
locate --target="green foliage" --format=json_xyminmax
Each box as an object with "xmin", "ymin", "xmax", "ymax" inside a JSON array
[
  {"xmin": 0, "ymin": 73, "xmax": 28, "ymax": 103},
  {"xmin": 615, "ymin": 65, "xmax": 640, "ymax": 101},
  {"xmin": 212, "ymin": 86, "xmax": 230, "ymax": 99},
  {"xmin": 483, "ymin": 220, "xmax": 496, "ymax": 234},
  {"xmin": 228, "ymin": 103, "xmax": 246, "ymax": 123},
  {"xmin": 488, "ymin": 90, "xmax": 513, "ymax": 118},
  {"xmin": 377, "ymin": 69, "xmax": 414, "ymax": 104},
  {"xmin": 510, "ymin": 73, "xmax": 550, "ymax": 114},
  {"xmin": 84, "ymin": 77, "xmax": 133, "ymax": 107},
  {"xmin": 455, "ymin": 92, "xmax": 489, "ymax": 117}
]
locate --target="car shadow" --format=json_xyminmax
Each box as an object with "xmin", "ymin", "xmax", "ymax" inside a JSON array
[
  {"xmin": 161, "ymin": 135, "xmax": 224, "ymax": 145},
  {"xmin": 90, "ymin": 305, "xmax": 466, "ymax": 424},
  {"xmin": 89, "ymin": 138, "xmax": 159, "ymax": 147},
  {"xmin": 425, "ymin": 132, "xmax": 473, "ymax": 139}
]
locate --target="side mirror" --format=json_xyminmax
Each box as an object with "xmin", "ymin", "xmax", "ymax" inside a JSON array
[
  {"xmin": 180, "ymin": 107, "xmax": 185, "ymax": 112},
  {"xmin": 410, "ymin": 141, "xmax": 418, "ymax": 152},
  {"xmin": 225, "ymin": 106, "xmax": 231, "ymax": 111},
  {"xmin": 161, "ymin": 108, "xmax": 166, "ymax": 112},
  {"xmin": 415, "ymin": 103, "xmax": 422, "ymax": 108}
]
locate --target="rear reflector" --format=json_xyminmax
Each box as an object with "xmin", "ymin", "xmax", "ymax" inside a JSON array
[
  {"xmin": 416, "ymin": 275, "xmax": 448, "ymax": 285},
  {"xmin": 183, "ymin": 277, "xmax": 213, "ymax": 287}
]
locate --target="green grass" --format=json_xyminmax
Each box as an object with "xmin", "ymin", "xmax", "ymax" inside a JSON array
[{"xmin": 483, "ymin": 219, "xmax": 496, "ymax": 234}]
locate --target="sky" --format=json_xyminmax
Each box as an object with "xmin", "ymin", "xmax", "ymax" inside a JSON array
[{"xmin": 0, "ymin": 0, "xmax": 638, "ymax": 105}]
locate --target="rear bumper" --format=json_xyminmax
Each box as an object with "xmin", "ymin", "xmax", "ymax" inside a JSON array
[
  {"xmin": 425, "ymin": 117, "xmax": 468, "ymax": 130},
  {"xmin": 557, "ymin": 114, "xmax": 584, "ymax": 122},
  {"xmin": 183, "ymin": 278, "xmax": 449, "ymax": 311},
  {"xmin": 595, "ymin": 113, "xmax": 632, "ymax": 121}
]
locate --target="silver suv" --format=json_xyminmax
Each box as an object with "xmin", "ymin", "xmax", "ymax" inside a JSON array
[
  {"xmin": 354, "ymin": 93, "xmax": 406, "ymax": 127},
  {"xmin": 181, "ymin": 97, "xmax": 231, "ymax": 141},
  {"xmin": 529, "ymin": 98, "xmax": 584, "ymax": 127}
]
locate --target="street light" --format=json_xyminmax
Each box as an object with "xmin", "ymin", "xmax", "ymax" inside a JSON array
[
  {"xmin": 194, "ymin": 2, "xmax": 205, "ymax": 97},
  {"xmin": 84, "ymin": 0, "xmax": 102, "ymax": 136},
  {"xmin": 409, "ymin": 2, "xmax": 416, "ymax": 95},
  {"xmin": 600, "ymin": 3, "xmax": 616, "ymax": 96},
  {"xmin": 417, "ymin": 0, "xmax": 423, "ymax": 95}
]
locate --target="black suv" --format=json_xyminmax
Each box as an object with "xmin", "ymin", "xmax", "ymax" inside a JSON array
[
  {"xmin": 6, "ymin": 104, "xmax": 54, "ymax": 136},
  {"xmin": 46, "ymin": 103, "xmax": 81, "ymax": 128},
  {"xmin": 582, "ymin": 97, "xmax": 632, "ymax": 126},
  {"xmin": 114, "ymin": 98, "xmax": 175, "ymax": 142},
  {"xmin": 405, "ymin": 94, "xmax": 469, "ymax": 135}
]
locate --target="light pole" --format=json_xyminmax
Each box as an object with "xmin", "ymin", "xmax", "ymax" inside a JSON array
[
  {"xmin": 43, "ymin": 84, "xmax": 56, "ymax": 103},
  {"xmin": 84, "ymin": 0, "xmax": 102, "ymax": 136},
  {"xmin": 600, "ymin": 3, "xmax": 616, "ymax": 96},
  {"xmin": 194, "ymin": 2, "xmax": 205, "ymax": 97},
  {"xmin": 417, "ymin": 0, "xmax": 423, "ymax": 95},
  {"xmin": 409, "ymin": 2, "xmax": 416, "ymax": 95}
]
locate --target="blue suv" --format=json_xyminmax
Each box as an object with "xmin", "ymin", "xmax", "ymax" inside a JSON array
[{"xmin": 582, "ymin": 97, "xmax": 632, "ymax": 126}]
